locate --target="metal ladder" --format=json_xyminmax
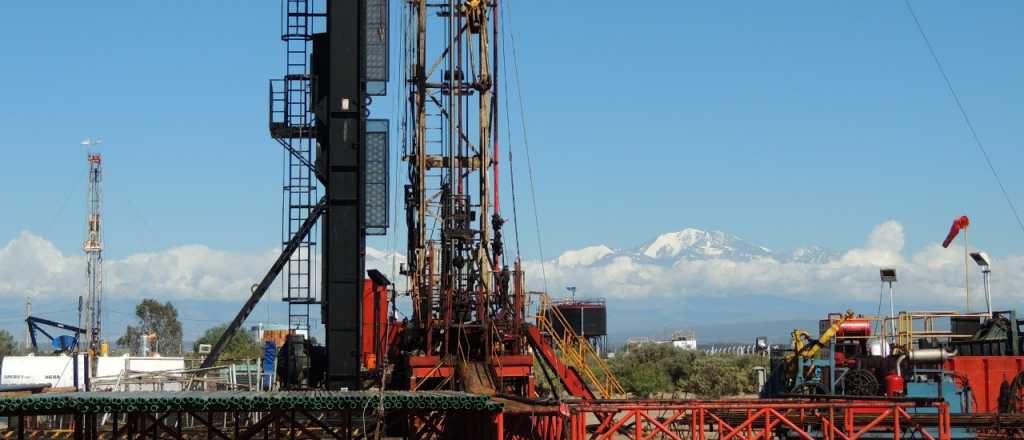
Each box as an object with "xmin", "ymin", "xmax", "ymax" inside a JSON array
[{"xmin": 270, "ymin": 0, "xmax": 323, "ymax": 333}]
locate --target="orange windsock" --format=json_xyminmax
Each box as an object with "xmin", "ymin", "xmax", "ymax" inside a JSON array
[{"xmin": 942, "ymin": 215, "xmax": 970, "ymax": 248}]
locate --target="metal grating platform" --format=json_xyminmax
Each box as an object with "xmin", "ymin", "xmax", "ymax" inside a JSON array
[{"xmin": 0, "ymin": 391, "xmax": 502, "ymax": 415}]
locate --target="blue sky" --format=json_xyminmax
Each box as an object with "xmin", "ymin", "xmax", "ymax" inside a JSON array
[{"xmin": 1, "ymin": 2, "xmax": 1023, "ymax": 340}]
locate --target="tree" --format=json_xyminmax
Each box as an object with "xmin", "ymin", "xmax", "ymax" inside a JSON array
[
  {"xmin": 0, "ymin": 329, "xmax": 19, "ymax": 357},
  {"xmin": 608, "ymin": 344, "xmax": 762, "ymax": 398},
  {"xmin": 678, "ymin": 355, "xmax": 755, "ymax": 398},
  {"xmin": 194, "ymin": 324, "xmax": 262, "ymax": 360},
  {"xmin": 610, "ymin": 343, "xmax": 676, "ymax": 397},
  {"xmin": 116, "ymin": 299, "xmax": 183, "ymax": 356}
]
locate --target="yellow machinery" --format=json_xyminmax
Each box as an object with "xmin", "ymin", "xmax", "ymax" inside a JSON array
[{"xmin": 786, "ymin": 309, "xmax": 855, "ymax": 377}]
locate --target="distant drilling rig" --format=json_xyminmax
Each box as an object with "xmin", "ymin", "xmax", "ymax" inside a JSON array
[{"xmin": 82, "ymin": 139, "xmax": 104, "ymax": 355}]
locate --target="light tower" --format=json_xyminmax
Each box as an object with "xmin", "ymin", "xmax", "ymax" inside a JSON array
[
  {"xmin": 880, "ymin": 268, "xmax": 897, "ymax": 354},
  {"xmin": 82, "ymin": 138, "xmax": 104, "ymax": 354},
  {"xmin": 970, "ymin": 251, "xmax": 992, "ymax": 316}
]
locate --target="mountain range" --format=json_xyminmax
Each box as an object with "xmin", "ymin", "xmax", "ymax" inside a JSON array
[{"xmin": 554, "ymin": 228, "xmax": 840, "ymax": 268}]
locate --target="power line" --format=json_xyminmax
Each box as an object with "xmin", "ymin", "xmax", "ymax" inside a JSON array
[
  {"xmin": 499, "ymin": 4, "xmax": 522, "ymax": 260},
  {"xmin": 903, "ymin": 0, "xmax": 1024, "ymax": 237},
  {"xmin": 504, "ymin": 0, "xmax": 549, "ymax": 294}
]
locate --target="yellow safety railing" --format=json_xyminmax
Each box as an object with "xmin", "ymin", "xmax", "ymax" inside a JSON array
[
  {"xmin": 534, "ymin": 292, "xmax": 625, "ymax": 398},
  {"xmin": 895, "ymin": 311, "xmax": 987, "ymax": 352}
]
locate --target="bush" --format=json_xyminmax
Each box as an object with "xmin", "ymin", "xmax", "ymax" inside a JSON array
[
  {"xmin": 194, "ymin": 324, "xmax": 262, "ymax": 360},
  {"xmin": 609, "ymin": 344, "xmax": 762, "ymax": 398}
]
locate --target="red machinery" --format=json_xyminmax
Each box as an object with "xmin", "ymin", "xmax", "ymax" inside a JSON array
[
  {"xmin": 946, "ymin": 356, "xmax": 1024, "ymax": 413},
  {"xmin": 361, "ymin": 271, "xmax": 390, "ymax": 371}
]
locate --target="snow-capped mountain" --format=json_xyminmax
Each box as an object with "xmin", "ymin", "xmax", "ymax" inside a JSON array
[
  {"xmin": 638, "ymin": 229, "xmax": 774, "ymax": 262},
  {"xmin": 784, "ymin": 245, "xmax": 841, "ymax": 264},
  {"xmin": 553, "ymin": 228, "xmax": 838, "ymax": 267}
]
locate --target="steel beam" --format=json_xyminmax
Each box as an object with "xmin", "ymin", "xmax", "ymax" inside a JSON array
[{"xmin": 200, "ymin": 197, "xmax": 327, "ymax": 370}]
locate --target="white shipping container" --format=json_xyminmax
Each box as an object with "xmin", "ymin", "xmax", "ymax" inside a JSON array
[
  {"xmin": 1, "ymin": 354, "xmax": 85, "ymax": 388},
  {"xmin": 94, "ymin": 355, "xmax": 186, "ymax": 391}
]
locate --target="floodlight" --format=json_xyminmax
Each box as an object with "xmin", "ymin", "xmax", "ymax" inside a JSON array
[
  {"xmin": 880, "ymin": 268, "xmax": 898, "ymax": 350},
  {"xmin": 971, "ymin": 251, "xmax": 994, "ymax": 315},
  {"xmin": 880, "ymin": 268, "xmax": 897, "ymax": 283},
  {"xmin": 970, "ymin": 252, "xmax": 990, "ymax": 268},
  {"xmin": 755, "ymin": 336, "xmax": 768, "ymax": 350}
]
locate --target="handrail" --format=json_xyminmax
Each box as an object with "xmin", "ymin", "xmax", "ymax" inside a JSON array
[{"xmin": 534, "ymin": 292, "xmax": 624, "ymax": 398}]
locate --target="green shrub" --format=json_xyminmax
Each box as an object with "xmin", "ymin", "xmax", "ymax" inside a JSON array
[{"xmin": 609, "ymin": 344, "xmax": 763, "ymax": 398}]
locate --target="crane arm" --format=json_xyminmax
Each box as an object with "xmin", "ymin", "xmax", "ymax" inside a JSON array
[
  {"xmin": 788, "ymin": 309, "xmax": 855, "ymax": 362},
  {"xmin": 200, "ymin": 197, "xmax": 326, "ymax": 369},
  {"xmin": 25, "ymin": 316, "xmax": 85, "ymax": 351}
]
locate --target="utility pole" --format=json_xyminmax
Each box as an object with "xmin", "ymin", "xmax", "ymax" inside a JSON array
[
  {"xmin": 24, "ymin": 296, "xmax": 31, "ymax": 351},
  {"xmin": 82, "ymin": 139, "xmax": 104, "ymax": 355}
]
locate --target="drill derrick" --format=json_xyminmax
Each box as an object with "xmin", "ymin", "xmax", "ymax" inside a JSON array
[{"xmin": 403, "ymin": 0, "xmax": 525, "ymax": 393}]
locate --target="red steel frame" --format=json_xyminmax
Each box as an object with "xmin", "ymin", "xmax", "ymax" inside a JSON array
[
  {"xmin": 3, "ymin": 409, "xmax": 505, "ymax": 440},
  {"xmin": 945, "ymin": 356, "xmax": 1024, "ymax": 412},
  {"xmin": 549, "ymin": 400, "xmax": 952, "ymax": 440},
  {"xmin": 504, "ymin": 404, "xmax": 570, "ymax": 440},
  {"xmin": 408, "ymin": 354, "xmax": 535, "ymax": 395},
  {"xmin": 408, "ymin": 411, "xmax": 505, "ymax": 440},
  {"xmin": 5, "ymin": 399, "xmax": 961, "ymax": 439}
]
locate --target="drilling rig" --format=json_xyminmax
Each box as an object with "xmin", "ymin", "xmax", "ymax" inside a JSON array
[
  {"xmin": 204, "ymin": 0, "xmax": 617, "ymax": 400},
  {"xmin": 394, "ymin": 0, "xmax": 533, "ymax": 395},
  {"xmin": 387, "ymin": 0, "xmax": 621, "ymax": 399},
  {"xmin": 82, "ymin": 143, "xmax": 104, "ymax": 356}
]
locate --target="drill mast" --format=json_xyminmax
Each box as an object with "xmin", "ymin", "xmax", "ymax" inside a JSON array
[
  {"xmin": 83, "ymin": 150, "xmax": 104, "ymax": 355},
  {"xmin": 404, "ymin": 0, "xmax": 524, "ymax": 384}
]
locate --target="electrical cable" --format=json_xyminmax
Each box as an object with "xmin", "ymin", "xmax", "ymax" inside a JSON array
[
  {"xmin": 503, "ymin": 0, "xmax": 549, "ymax": 294},
  {"xmin": 376, "ymin": 0, "xmax": 397, "ymax": 416},
  {"xmin": 39, "ymin": 168, "xmax": 88, "ymax": 241},
  {"xmin": 903, "ymin": 0, "xmax": 1024, "ymax": 238},
  {"xmin": 498, "ymin": 5, "xmax": 521, "ymax": 260},
  {"xmin": 387, "ymin": 0, "xmax": 410, "ymax": 291}
]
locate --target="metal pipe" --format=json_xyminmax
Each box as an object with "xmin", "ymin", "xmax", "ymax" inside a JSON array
[
  {"xmin": 200, "ymin": 198, "xmax": 326, "ymax": 370},
  {"xmin": 983, "ymin": 268, "xmax": 992, "ymax": 316},
  {"xmin": 888, "ymin": 281, "xmax": 897, "ymax": 351},
  {"xmin": 907, "ymin": 348, "xmax": 958, "ymax": 363}
]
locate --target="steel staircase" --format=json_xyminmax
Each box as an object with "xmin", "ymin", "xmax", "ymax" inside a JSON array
[{"xmin": 531, "ymin": 292, "xmax": 625, "ymax": 399}]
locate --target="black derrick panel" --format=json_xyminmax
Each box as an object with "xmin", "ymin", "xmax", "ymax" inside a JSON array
[
  {"xmin": 364, "ymin": 0, "xmax": 389, "ymax": 96},
  {"xmin": 365, "ymin": 119, "xmax": 389, "ymax": 235},
  {"xmin": 316, "ymin": 0, "xmax": 365, "ymax": 390}
]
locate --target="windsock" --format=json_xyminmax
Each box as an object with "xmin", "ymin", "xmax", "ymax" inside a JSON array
[{"xmin": 942, "ymin": 215, "xmax": 970, "ymax": 248}]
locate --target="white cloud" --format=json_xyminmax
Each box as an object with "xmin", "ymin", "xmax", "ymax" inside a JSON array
[
  {"xmin": 1, "ymin": 221, "xmax": 1019, "ymax": 313},
  {"xmin": 556, "ymin": 245, "xmax": 614, "ymax": 267},
  {"xmin": 524, "ymin": 221, "xmax": 1024, "ymax": 310},
  {"xmin": 0, "ymin": 231, "xmax": 404, "ymax": 302},
  {"xmin": 838, "ymin": 219, "xmax": 904, "ymax": 268},
  {"xmin": 104, "ymin": 245, "xmax": 281, "ymax": 300},
  {"xmin": 0, "ymin": 231, "xmax": 80, "ymax": 297}
]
